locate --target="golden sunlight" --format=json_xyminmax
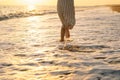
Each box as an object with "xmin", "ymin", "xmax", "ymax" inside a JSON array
[
  {"xmin": 27, "ymin": 5, "xmax": 36, "ymax": 11},
  {"xmin": 24, "ymin": 0, "xmax": 43, "ymax": 5},
  {"xmin": 0, "ymin": 0, "xmax": 120, "ymax": 6}
]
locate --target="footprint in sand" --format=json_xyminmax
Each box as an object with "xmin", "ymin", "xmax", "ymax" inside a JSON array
[
  {"xmin": 18, "ymin": 47, "xmax": 27, "ymax": 50},
  {"xmin": 50, "ymin": 70, "xmax": 72, "ymax": 76},
  {"xmin": 13, "ymin": 68, "xmax": 29, "ymax": 72},
  {"xmin": 19, "ymin": 68, "xmax": 29, "ymax": 71},
  {"xmin": 8, "ymin": 73, "xmax": 17, "ymax": 75},
  {"xmin": 0, "ymin": 63, "xmax": 13, "ymax": 67},
  {"xmin": 19, "ymin": 63, "xmax": 38, "ymax": 66},
  {"xmin": 94, "ymin": 56, "xmax": 107, "ymax": 59},
  {"xmin": 32, "ymin": 44, "xmax": 41, "ymax": 47},
  {"xmin": 38, "ymin": 61, "xmax": 54, "ymax": 65},
  {"xmin": 55, "ymin": 61, "xmax": 68, "ymax": 67},
  {"xmin": 14, "ymin": 54, "xmax": 27, "ymax": 57},
  {"xmin": 30, "ymin": 53, "xmax": 45, "ymax": 57}
]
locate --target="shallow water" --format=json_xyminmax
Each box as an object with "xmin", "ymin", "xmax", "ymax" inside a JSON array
[
  {"xmin": 0, "ymin": 6, "xmax": 120, "ymax": 80},
  {"xmin": 0, "ymin": 5, "xmax": 90, "ymax": 21}
]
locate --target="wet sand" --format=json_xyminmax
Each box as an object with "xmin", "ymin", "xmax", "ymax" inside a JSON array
[{"xmin": 0, "ymin": 6, "xmax": 120, "ymax": 80}]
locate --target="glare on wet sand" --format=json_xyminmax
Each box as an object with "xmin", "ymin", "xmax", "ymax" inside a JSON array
[{"xmin": 0, "ymin": 6, "xmax": 120, "ymax": 80}]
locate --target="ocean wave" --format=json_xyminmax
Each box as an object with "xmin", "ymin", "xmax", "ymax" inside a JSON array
[
  {"xmin": 0, "ymin": 5, "xmax": 92, "ymax": 21},
  {"xmin": 0, "ymin": 10, "xmax": 57, "ymax": 21}
]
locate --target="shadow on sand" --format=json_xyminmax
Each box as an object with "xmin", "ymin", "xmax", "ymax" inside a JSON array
[{"xmin": 58, "ymin": 44, "xmax": 110, "ymax": 52}]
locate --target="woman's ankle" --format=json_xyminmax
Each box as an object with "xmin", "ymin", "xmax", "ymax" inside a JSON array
[{"xmin": 60, "ymin": 39, "xmax": 64, "ymax": 42}]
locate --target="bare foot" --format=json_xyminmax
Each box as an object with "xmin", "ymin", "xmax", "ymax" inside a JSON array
[
  {"xmin": 60, "ymin": 39, "xmax": 64, "ymax": 42},
  {"xmin": 66, "ymin": 38, "xmax": 73, "ymax": 42}
]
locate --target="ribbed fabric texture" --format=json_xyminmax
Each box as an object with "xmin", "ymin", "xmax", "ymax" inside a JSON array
[{"xmin": 57, "ymin": 0, "xmax": 76, "ymax": 28}]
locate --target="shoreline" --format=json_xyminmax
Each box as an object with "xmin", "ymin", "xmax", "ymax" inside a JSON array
[{"xmin": 0, "ymin": 6, "xmax": 120, "ymax": 80}]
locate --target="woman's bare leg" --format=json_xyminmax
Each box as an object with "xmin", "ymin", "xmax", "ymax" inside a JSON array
[
  {"xmin": 60, "ymin": 26, "xmax": 65, "ymax": 42},
  {"xmin": 65, "ymin": 27, "xmax": 70, "ymax": 39}
]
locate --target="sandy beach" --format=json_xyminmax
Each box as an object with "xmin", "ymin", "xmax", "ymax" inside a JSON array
[{"xmin": 0, "ymin": 6, "xmax": 120, "ymax": 80}]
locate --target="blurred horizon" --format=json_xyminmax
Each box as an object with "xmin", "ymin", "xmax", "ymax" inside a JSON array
[{"xmin": 0, "ymin": 0, "xmax": 120, "ymax": 6}]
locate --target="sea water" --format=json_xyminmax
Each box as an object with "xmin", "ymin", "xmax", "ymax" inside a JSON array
[{"xmin": 0, "ymin": 5, "xmax": 91, "ymax": 21}]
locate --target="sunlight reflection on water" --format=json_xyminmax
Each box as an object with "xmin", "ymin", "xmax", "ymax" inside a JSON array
[
  {"xmin": 24, "ymin": 16, "xmax": 51, "ymax": 46},
  {"xmin": 27, "ymin": 5, "xmax": 36, "ymax": 11}
]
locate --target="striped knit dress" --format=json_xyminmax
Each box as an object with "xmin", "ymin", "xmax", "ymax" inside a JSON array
[{"xmin": 57, "ymin": 0, "xmax": 76, "ymax": 28}]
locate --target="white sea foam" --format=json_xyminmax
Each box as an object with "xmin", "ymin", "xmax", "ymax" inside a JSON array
[{"xmin": 0, "ymin": 5, "xmax": 91, "ymax": 21}]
